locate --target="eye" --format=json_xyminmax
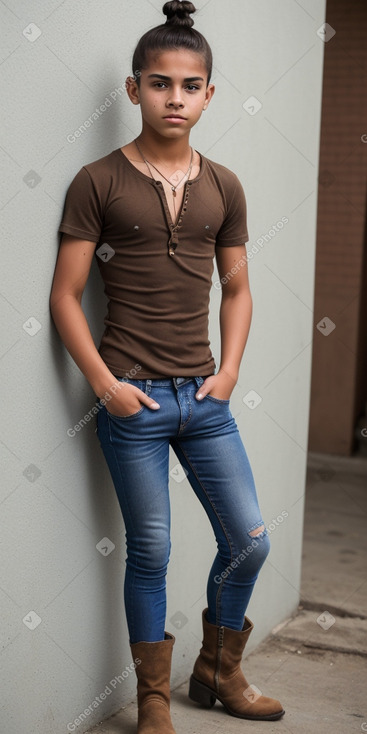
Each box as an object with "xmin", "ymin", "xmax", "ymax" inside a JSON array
[
  {"xmin": 153, "ymin": 82, "xmax": 168, "ymax": 89},
  {"xmin": 186, "ymin": 84, "xmax": 200, "ymax": 92}
]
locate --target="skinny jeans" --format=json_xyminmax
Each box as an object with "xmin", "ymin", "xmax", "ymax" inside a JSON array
[{"xmin": 96, "ymin": 375, "xmax": 270, "ymax": 643}]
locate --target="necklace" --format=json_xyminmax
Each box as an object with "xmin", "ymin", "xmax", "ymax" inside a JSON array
[
  {"xmin": 134, "ymin": 138, "xmax": 194, "ymax": 256},
  {"xmin": 134, "ymin": 139, "xmax": 193, "ymax": 200}
]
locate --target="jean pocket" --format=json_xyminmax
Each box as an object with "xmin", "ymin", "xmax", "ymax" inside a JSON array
[
  {"xmin": 106, "ymin": 405, "xmax": 145, "ymax": 420},
  {"xmin": 204, "ymin": 394, "xmax": 230, "ymax": 405}
]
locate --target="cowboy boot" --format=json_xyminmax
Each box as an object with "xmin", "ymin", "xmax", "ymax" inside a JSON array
[
  {"xmin": 130, "ymin": 632, "xmax": 176, "ymax": 733},
  {"xmin": 189, "ymin": 608, "xmax": 284, "ymax": 721}
]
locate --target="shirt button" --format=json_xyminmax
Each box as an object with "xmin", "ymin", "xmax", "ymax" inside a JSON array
[
  {"xmin": 205, "ymin": 225, "xmax": 210, "ymax": 229},
  {"xmin": 134, "ymin": 225, "xmax": 139, "ymax": 230}
]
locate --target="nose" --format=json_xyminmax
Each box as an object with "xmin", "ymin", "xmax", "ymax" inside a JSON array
[{"xmin": 167, "ymin": 86, "xmax": 184, "ymax": 109}]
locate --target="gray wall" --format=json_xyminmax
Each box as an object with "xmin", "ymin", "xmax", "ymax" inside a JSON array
[{"xmin": 1, "ymin": 1, "xmax": 325, "ymax": 732}]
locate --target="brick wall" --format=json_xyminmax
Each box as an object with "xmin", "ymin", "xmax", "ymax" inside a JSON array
[{"xmin": 308, "ymin": 0, "xmax": 367, "ymax": 455}]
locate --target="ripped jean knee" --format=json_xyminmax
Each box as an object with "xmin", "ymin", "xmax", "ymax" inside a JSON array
[{"xmin": 216, "ymin": 523, "xmax": 271, "ymax": 583}]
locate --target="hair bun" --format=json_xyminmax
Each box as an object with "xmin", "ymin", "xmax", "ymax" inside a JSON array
[{"xmin": 163, "ymin": 1, "xmax": 196, "ymax": 28}]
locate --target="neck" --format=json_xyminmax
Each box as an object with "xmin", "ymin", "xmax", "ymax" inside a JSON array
[{"xmin": 136, "ymin": 125, "xmax": 192, "ymax": 166}]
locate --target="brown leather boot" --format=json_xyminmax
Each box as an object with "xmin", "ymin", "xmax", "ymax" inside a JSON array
[
  {"xmin": 189, "ymin": 608, "xmax": 285, "ymax": 721},
  {"xmin": 130, "ymin": 632, "xmax": 176, "ymax": 733}
]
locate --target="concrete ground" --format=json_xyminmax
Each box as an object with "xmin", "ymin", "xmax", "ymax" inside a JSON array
[{"xmin": 87, "ymin": 451, "xmax": 367, "ymax": 734}]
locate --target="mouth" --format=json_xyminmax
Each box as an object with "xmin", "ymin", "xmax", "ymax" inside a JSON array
[{"xmin": 163, "ymin": 115, "xmax": 187, "ymax": 121}]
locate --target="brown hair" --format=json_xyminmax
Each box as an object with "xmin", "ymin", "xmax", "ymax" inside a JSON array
[{"xmin": 132, "ymin": 1, "xmax": 213, "ymax": 86}]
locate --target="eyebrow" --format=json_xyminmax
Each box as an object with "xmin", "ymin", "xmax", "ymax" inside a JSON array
[{"xmin": 147, "ymin": 74, "xmax": 204, "ymax": 82}]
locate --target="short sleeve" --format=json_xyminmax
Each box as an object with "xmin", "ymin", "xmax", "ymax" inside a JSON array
[
  {"xmin": 215, "ymin": 175, "xmax": 249, "ymax": 247},
  {"xmin": 58, "ymin": 166, "xmax": 104, "ymax": 243}
]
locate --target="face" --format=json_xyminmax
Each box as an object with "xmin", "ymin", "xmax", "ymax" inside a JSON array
[{"xmin": 126, "ymin": 49, "xmax": 215, "ymax": 139}]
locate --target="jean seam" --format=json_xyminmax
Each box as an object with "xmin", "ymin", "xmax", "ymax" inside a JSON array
[
  {"xmin": 128, "ymin": 565, "xmax": 136, "ymax": 643},
  {"xmin": 174, "ymin": 444, "xmax": 235, "ymax": 626},
  {"xmin": 178, "ymin": 395, "xmax": 193, "ymax": 433},
  {"xmin": 107, "ymin": 406, "xmax": 145, "ymax": 422},
  {"xmin": 100, "ymin": 435, "xmax": 138, "ymax": 640},
  {"xmin": 101, "ymin": 429, "xmax": 138, "ymax": 538},
  {"xmin": 205, "ymin": 395, "xmax": 230, "ymax": 405}
]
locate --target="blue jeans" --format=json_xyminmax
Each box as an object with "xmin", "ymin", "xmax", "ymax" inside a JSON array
[{"xmin": 96, "ymin": 376, "xmax": 270, "ymax": 643}]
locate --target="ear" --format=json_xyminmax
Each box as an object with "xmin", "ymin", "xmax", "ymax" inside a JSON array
[
  {"xmin": 125, "ymin": 76, "xmax": 140, "ymax": 106},
  {"xmin": 203, "ymin": 83, "xmax": 215, "ymax": 110}
]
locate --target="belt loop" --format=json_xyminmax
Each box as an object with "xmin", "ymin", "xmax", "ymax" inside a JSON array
[
  {"xmin": 194, "ymin": 376, "xmax": 204, "ymax": 389},
  {"xmin": 145, "ymin": 379, "xmax": 152, "ymax": 396}
]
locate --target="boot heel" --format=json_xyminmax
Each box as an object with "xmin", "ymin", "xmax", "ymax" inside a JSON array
[{"xmin": 189, "ymin": 675, "xmax": 216, "ymax": 708}]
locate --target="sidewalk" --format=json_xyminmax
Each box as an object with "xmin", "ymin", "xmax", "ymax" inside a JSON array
[{"xmin": 87, "ymin": 451, "xmax": 367, "ymax": 734}]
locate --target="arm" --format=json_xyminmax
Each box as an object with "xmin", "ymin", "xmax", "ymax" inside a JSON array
[
  {"xmin": 195, "ymin": 244, "xmax": 252, "ymax": 401},
  {"xmin": 50, "ymin": 234, "xmax": 160, "ymax": 414}
]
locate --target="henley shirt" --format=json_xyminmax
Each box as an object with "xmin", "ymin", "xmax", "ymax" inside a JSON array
[{"xmin": 58, "ymin": 147, "xmax": 249, "ymax": 379}]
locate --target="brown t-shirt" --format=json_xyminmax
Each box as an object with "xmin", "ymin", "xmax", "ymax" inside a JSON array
[{"xmin": 58, "ymin": 148, "xmax": 249, "ymax": 379}]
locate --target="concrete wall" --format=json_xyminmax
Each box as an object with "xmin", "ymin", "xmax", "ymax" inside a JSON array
[{"xmin": 0, "ymin": 1, "xmax": 325, "ymax": 732}]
